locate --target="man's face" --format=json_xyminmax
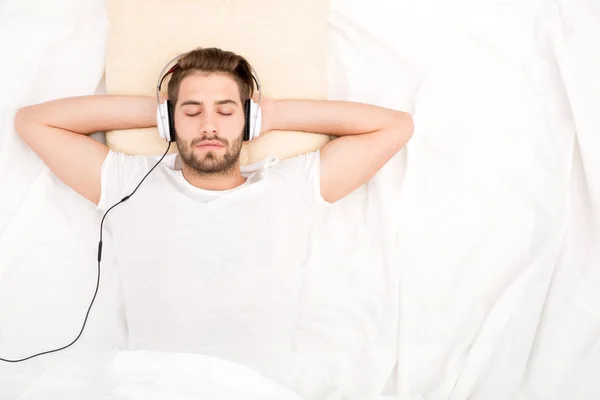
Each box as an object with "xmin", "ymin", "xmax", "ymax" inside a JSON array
[{"xmin": 174, "ymin": 72, "xmax": 245, "ymax": 175}]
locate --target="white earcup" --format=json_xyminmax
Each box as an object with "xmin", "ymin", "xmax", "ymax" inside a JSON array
[
  {"xmin": 248, "ymin": 100, "xmax": 262, "ymax": 141},
  {"xmin": 156, "ymin": 100, "xmax": 171, "ymax": 141}
]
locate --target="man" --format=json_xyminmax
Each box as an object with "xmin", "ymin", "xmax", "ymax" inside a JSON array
[{"xmin": 14, "ymin": 48, "xmax": 412, "ymax": 377}]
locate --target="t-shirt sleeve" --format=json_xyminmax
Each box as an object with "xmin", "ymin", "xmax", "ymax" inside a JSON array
[
  {"xmin": 270, "ymin": 150, "xmax": 331, "ymax": 214},
  {"xmin": 96, "ymin": 150, "xmax": 154, "ymax": 212}
]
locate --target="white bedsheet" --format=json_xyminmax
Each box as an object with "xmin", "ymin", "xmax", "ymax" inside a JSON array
[
  {"xmin": 518, "ymin": 1, "xmax": 600, "ymax": 399},
  {"xmin": 0, "ymin": 1, "xmax": 124, "ymax": 399},
  {"xmin": 1, "ymin": 0, "xmax": 599, "ymax": 399}
]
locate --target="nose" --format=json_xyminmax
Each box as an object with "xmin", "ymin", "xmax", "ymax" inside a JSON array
[{"xmin": 200, "ymin": 113, "xmax": 218, "ymax": 135}]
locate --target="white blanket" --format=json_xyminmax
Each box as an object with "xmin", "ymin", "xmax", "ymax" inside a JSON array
[
  {"xmin": 15, "ymin": 351, "xmax": 305, "ymax": 400},
  {"xmin": 1, "ymin": 0, "xmax": 599, "ymax": 399}
]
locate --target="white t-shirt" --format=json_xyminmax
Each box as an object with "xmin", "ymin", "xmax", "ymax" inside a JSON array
[{"xmin": 96, "ymin": 149, "xmax": 328, "ymax": 380}]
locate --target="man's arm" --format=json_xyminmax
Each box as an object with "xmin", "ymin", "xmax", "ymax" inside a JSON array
[
  {"xmin": 14, "ymin": 95, "xmax": 157, "ymax": 205},
  {"xmin": 263, "ymin": 98, "xmax": 413, "ymax": 203}
]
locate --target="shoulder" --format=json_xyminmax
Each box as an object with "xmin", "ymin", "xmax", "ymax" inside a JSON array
[
  {"xmin": 102, "ymin": 149, "xmax": 176, "ymax": 173},
  {"xmin": 258, "ymin": 150, "xmax": 329, "ymax": 211},
  {"xmin": 97, "ymin": 150, "xmax": 175, "ymax": 211},
  {"xmin": 267, "ymin": 151, "xmax": 321, "ymax": 178}
]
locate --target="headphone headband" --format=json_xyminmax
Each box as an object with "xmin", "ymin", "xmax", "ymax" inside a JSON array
[
  {"xmin": 156, "ymin": 52, "xmax": 261, "ymax": 106},
  {"xmin": 155, "ymin": 53, "xmax": 185, "ymax": 109}
]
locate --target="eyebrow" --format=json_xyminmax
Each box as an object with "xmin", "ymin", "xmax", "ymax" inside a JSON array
[{"xmin": 180, "ymin": 99, "xmax": 238, "ymax": 107}]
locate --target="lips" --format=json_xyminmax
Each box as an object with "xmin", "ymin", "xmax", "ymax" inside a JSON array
[{"xmin": 195, "ymin": 140, "xmax": 224, "ymax": 148}]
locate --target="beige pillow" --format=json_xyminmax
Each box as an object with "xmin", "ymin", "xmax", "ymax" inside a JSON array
[{"xmin": 105, "ymin": 0, "xmax": 331, "ymax": 164}]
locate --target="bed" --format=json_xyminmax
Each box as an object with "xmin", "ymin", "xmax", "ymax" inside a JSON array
[{"xmin": 0, "ymin": 0, "xmax": 598, "ymax": 399}]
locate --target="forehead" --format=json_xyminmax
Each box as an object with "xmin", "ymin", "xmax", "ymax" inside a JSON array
[{"xmin": 177, "ymin": 72, "xmax": 241, "ymax": 103}]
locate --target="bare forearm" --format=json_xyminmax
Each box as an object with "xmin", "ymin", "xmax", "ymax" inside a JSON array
[
  {"xmin": 18, "ymin": 95, "xmax": 156, "ymax": 135},
  {"xmin": 266, "ymin": 99, "xmax": 410, "ymax": 136}
]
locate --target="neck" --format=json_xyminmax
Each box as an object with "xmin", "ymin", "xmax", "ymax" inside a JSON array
[{"xmin": 181, "ymin": 162, "xmax": 246, "ymax": 191}]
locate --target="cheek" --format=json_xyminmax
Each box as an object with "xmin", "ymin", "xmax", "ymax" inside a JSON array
[
  {"xmin": 174, "ymin": 116, "xmax": 194, "ymax": 138},
  {"xmin": 220, "ymin": 115, "xmax": 245, "ymax": 138}
]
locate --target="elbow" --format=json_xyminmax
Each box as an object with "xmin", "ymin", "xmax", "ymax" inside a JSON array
[
  {"xmin": 14, "ymin": 107, "xmax": 31, "ymax": 137},
  {"xmin": 403, "ymin": 113, "xmax": 415, "ymax": 139},
  {"xmin": 393, "ymin": 111, "xmax": 414, "ymax": 149},
  {"xmin": 14, "ymin": 106, "xmax": 39, "ymax": 139}
]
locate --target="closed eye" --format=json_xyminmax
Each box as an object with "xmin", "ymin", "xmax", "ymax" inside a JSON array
[{"xmin": 185, "ymin": 111, "xmax": 232, "ymax": 117}]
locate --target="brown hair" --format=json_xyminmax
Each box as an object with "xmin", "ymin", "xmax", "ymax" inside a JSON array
[{"xmin": 167, "ymin": 47, "xmax": 254, "ymax": 106}]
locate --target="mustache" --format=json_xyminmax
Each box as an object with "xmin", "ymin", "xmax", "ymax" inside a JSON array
[{"xmin": 190, "ymin": 136, "xmax": 229, "ymax": 147}]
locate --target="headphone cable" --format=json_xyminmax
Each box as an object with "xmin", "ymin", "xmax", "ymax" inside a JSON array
[{"xmin": 0, "ymin": 142, "xmax": 172, "ymax": 363}]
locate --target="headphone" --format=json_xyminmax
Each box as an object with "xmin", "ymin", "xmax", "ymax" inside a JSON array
[
  {"xmin": 155, "ymin": 52, "xmax": 263, "ymax": 143},
  {"xmin": 0, "ymin": 50, "xmax": 264, "ymax": 363}
]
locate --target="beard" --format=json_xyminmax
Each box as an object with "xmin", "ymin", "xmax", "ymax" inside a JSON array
[{"xmin": 176, "ymin": 130, "xmax": 244, "ymax": 176}]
